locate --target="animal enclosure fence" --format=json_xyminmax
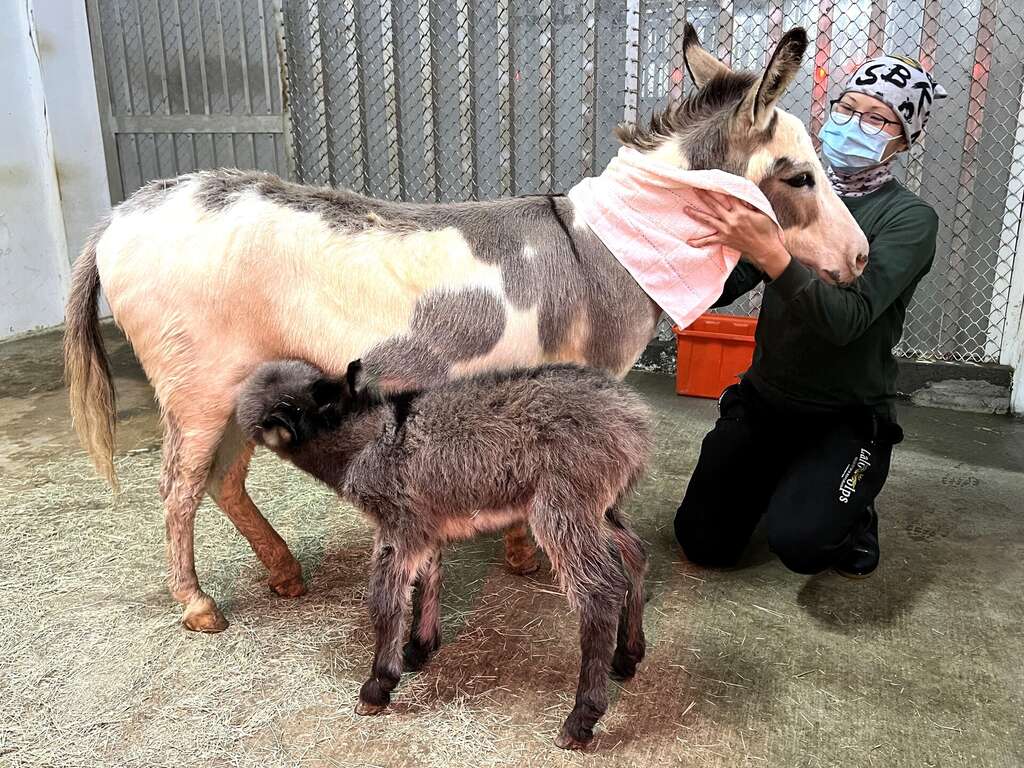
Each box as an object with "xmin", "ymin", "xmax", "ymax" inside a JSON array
[{"xmin": 86, "ymin": 0, "xmax": 1024, "ymax": 365}]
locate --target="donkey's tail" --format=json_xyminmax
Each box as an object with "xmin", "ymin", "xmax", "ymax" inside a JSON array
[{"xmin": 63, "ymin": 222, "xmax": 119, "ymax": 490}]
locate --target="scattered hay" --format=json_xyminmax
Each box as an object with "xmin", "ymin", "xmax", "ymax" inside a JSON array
[{"xmin": 3, "ymin": 403, "xmax": 1021, "ymax": 766}]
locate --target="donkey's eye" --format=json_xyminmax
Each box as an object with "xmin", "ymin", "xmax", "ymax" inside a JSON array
[{"xmin": 784, "ymin": 172, "xmax": 815, "ymax": 188}]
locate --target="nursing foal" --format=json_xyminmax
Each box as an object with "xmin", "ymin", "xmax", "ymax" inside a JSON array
[{"xmin": 65, "ymin": 24, "xmax": 868, "ymax": 631}]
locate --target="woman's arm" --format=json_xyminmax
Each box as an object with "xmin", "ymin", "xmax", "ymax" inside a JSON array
[
  {"xmin": 687, "ymin": 191, "xmax": 939, "ymax": 347},
  {"xmin": 713, "ymin": 261, "xmax": 766, "ymax": 309},
  {"xmin": 768, "ymin": 207, "xmax": 938, "ymax": 346}
]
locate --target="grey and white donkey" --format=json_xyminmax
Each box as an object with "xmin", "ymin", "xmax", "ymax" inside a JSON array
[
  {"xmin": 235, "ymin": 360, "xmax": 652, "ymax": 750},
  {"xmin": 65, "ymin": 24, "xmax": 868, "ymax": 633}
]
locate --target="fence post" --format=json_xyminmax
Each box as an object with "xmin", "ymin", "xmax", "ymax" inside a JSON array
[
  {"xmin": 85, "ymin": 0, "xmax": 125, "ymax": 203},
  {"xmin": 271, "ymin": 0, "xmax": 296, "ymax": 182},
  {"xmin": 1007, "ymin": 204, "xmax": 1024, "ymax": 414},
  {"xmin": 1002, "ymin": 84, "xmax": 1024, "ymax": 414}
]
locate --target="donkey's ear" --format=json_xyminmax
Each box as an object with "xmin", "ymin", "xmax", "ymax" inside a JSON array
[
  {"xmin": 741, "ymin": 27, "xmax": 808, "ymax": 130},
  {"xmin": 311, "ymin": 377, "xmax": 345, "ymax": 408},
  {"xmin": 682, "ymin": 23, "xmax": 731, "ymax": 87}
]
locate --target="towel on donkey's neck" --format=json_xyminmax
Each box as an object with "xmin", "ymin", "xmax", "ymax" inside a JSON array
[{"xmin": 567, "ymin": 146, "xmax": 781, "ymax": 330}]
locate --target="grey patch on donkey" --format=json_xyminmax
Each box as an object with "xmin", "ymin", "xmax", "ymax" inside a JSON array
[
  {"xmin": 360, "ymin": 287, "xmax": 508, "ymax": 389},
  {"xmin": 235, "ymin": 360, "xmax": 652, "ymax": 750}
]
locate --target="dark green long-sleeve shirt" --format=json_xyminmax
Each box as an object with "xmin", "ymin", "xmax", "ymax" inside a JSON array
[{"xmin": 717, "ymin": 179, "xmax": 939, "ymax": 417}]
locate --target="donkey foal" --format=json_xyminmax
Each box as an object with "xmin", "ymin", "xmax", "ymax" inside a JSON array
[{"xmin": 236, "ymin": 360, "xmax": 651, "ymax": 749}]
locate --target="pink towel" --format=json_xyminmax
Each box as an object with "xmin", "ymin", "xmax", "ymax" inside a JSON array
[{"xmin": 567, "ymin": 146, "xmax": 780, "ymax": 330}]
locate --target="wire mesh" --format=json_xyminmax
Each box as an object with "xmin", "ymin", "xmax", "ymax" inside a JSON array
[
  {"xmin": 281, "ymin": 0, "xmax": 1024, "ymax": 364},
  {"xmin": 89, "ymin": 0, "xmax": 1024, "ymax": 364}
]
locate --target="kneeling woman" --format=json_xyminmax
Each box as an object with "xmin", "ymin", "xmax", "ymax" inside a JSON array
[{"xmin": 675, "ymin": 56, "xmax": 945, "ymax": 577}]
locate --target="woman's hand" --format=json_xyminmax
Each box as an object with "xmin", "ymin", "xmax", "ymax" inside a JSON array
[{"xmin": 686, "ymin": 190, "xmax": 792, "ymax": 279}]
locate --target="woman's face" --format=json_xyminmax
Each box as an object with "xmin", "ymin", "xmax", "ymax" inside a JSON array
[{"xmin": 833, "ymin": 91, "xmax": 908, "ymax": 160}]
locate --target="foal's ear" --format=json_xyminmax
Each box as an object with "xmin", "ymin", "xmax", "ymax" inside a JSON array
[
  {"xmin": 740, "ymin": 27, "xmax": 808, "ymax": 130},
  {"xmin": 311, "ymin": 377, "xmax": 345, "ymax": 408},
  {"xmin": 682, "ymin": 23, "xmax": 731, "ymax": 88},
  {"xmin": 345, "ymin": 359, "xmax": 366, "ymax": 397}
]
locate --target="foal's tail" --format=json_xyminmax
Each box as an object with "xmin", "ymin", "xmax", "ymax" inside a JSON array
[{"xmin": 63, "ymin": 221, "xmax": 119, "ymax": 490}]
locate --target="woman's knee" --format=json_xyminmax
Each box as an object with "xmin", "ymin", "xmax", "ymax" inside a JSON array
[{"xmin": 674, "ymin": 502, "xmax": 745, "ymax": 568}]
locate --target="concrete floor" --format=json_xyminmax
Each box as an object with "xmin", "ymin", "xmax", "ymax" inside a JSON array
[{"xmin": 1, "ymin": 326, "xmax": 1022, "ymax": 767}]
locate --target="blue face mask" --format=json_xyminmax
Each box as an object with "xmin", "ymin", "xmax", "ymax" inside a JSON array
[{"xmin": 818, "ymin": 117, "xmax": 895, "ymax": 172}]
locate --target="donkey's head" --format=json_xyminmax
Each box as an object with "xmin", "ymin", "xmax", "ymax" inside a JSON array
[{"xmin": 616, "ymin": 24, "xmax": 869, "ymax": 284}]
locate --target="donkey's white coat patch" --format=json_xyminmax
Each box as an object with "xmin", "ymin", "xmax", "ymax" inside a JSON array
[
  {"xmin": 96, "ymin": 183, "xmax": 507, "ymax": 420},
  {"xmin": 449, "ymin": 304, "xmax": 543, "ymax": 377}
]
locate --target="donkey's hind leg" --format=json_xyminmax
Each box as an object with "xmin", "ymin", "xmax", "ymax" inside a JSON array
[
  {"xmin": 208, "ymin": 425, "xmax": 305, "ymax": 598},
  {"xmin": 530, "ymin": 499, "xmax": 628, "ymax": 750},
  {"xmin": 605, "ymin": 506, "xmax": 648, "ymax": 680},
  {"xmin": 404, "ymin": 548, "xmax": 443, "ymax": 671},
  {"xmin": 160, "ymin": 412, "xmax": 228, "ymax": 632}
]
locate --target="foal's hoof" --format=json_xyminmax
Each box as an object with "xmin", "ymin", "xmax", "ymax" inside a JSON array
[
  {"xmin": 611, "ymin": 648, "xmax": 644, "ymax": 680},
  {"xmin": 355, "ymin": 700, "xmax": 389, "ymax": 716},
  {"xmin": 403, "ymin": 639, "xmax": 437, "ymax": 672},
  {"xmin": 181, "ymin": 596, "xmax": 229, "ymax": 633},
  {"xmin": 505, "ymin": 552, "xmax": 540, "ymax": 576},
  {"xmin": 269, "ymin": 573, "xmax": 307, "ymax": 598},
  {"xmin": 555, "ymin": 728, "xmax": 593, "ymax": 751}
]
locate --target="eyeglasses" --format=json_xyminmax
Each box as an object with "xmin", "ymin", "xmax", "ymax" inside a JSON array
[{"xmin": 829, "ymin": 99, "xmax": 902, "ymax": 137}]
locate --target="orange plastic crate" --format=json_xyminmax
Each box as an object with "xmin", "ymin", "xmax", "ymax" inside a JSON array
[{"xmin": 673, "ymin": 314, "xmax": 757, "ymax": 399}]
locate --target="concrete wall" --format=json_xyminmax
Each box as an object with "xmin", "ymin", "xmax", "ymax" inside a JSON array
[
  {"xmin": 35, "ymin": 0, "xmax": 112, "ymax": 273},
  {"xmin": 0, "ymin": 0, "xmax": 109, "ymax": 340}
]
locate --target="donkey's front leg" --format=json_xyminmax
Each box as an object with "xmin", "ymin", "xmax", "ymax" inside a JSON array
[
  {"xmin": 504, "ymin": 521, "xmax": 540, "ymax": 575},
  {"xmin": 404, "ymin": 548, "xmax": 443, "ymax": 671},
  {"xmin": 356, "ymin": 536, "xmax": 420, "ymax": 715}
]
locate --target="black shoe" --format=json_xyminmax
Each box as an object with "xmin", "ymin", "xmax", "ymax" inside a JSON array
[{"xmin": 835, "ymin": 505, "xmax": 879, "ymax": 579}]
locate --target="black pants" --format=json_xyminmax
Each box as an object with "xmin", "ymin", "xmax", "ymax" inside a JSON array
[{"xmin": 674, "ymin": 381, "xmax": 901, "ymax": 575}]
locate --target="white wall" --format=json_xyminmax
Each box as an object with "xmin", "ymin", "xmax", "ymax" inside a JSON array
[
  {"xmin": 0, "ymin": 0, "xmax": 110, "ymax": 340},
  {"xmin": 35, "ymin": 0, "xmax": 112, "ymax": 268},
  {"xmin": 0, "ymin": 0, "xmax": 70, "ymax": 337}
]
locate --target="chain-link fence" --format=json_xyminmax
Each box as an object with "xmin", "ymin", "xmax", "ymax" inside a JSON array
[{"xmin": 88, "ymin": 0, "xmax": 1024, "ymax": 365}]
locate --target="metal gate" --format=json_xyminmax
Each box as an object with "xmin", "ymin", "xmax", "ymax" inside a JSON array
[
  {"xmin": 88, "ymin": 0, "xmax": 1024, "ymax": 365},
  {"xmin": 86, "ymin": 0, "xmax": 290, "ymax": 202}
]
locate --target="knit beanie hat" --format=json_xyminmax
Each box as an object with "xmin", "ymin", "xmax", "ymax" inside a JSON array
[{"xmin": 842, "ymin": 56, "xmax": 947, "ymax": 145}]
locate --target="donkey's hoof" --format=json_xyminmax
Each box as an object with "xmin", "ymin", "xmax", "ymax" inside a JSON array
[
  {"xmin": 555, "ymin": 727, "xmax": 593, "ymax": 751},
  {"xmin": 355, "ymin": 700, "xmax": 389, "ymax": 716},
  {"xmin": 182, "ymin": 596, "xmax": 228, "ymax": 633},
  {"xmin": 269, "ymin": 573, "xmax": 307, "ymax": 598},
  {"xmin": 505, "ymin": 552, "xmax": 540, "ymax": 576}
]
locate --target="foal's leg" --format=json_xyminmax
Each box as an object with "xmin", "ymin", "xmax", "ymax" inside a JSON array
[
  {"xmin": 530, "ymin": 502, "xmax": 628, "ymax": 750},
  {"xmin": 207, "ymin": 429, "xmax": 305, "ymax": 597},
  {"xmin": 605, "ymin": 506, "xmax": 648, "ymax": 679},
  {"xmin": 356, "ymin": 535, "xmax": 421, "ymax": 715},
  {"xmin": 503, "ymin": 521, "xmax": 539, "ymax": 575},
  {"xmin": 404, "ymin": 548, "xmax": 443, "ymax": 671},
  {"xmin": 160, "ymin": 412, "xmax": 228, "ymax": 632}
]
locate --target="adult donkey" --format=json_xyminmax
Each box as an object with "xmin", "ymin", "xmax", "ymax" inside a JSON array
[{"xmin": 66, "ymin": 25, "xmax": 868, "ymax": 632}]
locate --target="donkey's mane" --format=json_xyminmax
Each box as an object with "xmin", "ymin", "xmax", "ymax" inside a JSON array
[{"xmin": 615, "ymin": 71, "xmax": 757, "ymax": 151}]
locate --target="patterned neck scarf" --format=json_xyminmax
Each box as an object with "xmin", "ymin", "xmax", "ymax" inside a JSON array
[{"xmin": 827, "ymin": 162, "xmax": 895, "ymax": 198}]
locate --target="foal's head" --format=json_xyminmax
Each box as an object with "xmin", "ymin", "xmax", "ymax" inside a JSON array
[
  {"xmin": 236, "ymin": 360, "xmax": 366, "ymax": 451},
  {"xmin": 617, "ymin": 24, "xmax": 870, "ymax": 284}
]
